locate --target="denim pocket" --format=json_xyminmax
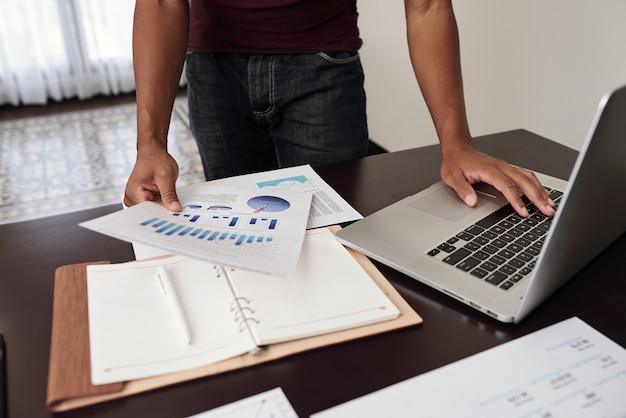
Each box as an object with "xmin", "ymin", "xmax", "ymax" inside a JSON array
[{"xmin": 317, "ymin": 51, "xmax": 360, "ymax": 64}]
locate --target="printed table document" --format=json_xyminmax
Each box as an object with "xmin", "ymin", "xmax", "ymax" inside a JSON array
[
  {"xmin": 313, "ymin": 317, "xmax": 626, "ymax": 417},
  {"xmin": 81, "ymin": 184, "xmax": 311, "ymax": 277}
]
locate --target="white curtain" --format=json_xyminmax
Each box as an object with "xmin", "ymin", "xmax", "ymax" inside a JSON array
[{"xmin": 0, "ymin": 0, "xmax": 136, "ymax": 106}]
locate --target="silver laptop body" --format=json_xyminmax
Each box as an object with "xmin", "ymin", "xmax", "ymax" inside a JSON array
[{"xmin": 336, "ymin": 85, "xmax": 626, "ymax": 323}]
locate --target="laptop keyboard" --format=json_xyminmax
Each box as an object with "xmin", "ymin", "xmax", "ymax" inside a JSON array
[{"xmin": 427, "ymin": 188, "xmax": 563, "ymax": 290}]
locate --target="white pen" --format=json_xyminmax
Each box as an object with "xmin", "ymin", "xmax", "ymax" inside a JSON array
[{"xmin": 156, "ymin": 265, "xmax": 192, "ymax": 345}]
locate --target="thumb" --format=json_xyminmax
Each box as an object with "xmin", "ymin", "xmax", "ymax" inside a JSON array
[
  {"xmin": 156, "ymin": 178, "xmax": 182, "ymax": 212},
  {"xmin": 445, "ymin": 174, "xmax": 478, "ymax": 208},
  {"xmin": 162, "ymin": 190, "xmax": 183, "ymax": 212}
]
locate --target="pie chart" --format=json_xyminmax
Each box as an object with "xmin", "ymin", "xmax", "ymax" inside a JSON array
[{"xmin": 247, "ymin": 195, "xmax": 291, "ymax": 213}]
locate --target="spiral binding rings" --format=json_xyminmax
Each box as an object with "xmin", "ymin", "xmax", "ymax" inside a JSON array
[{"xmin": 230, "ymin": 296, "xmax": 260, "ymax": 332}]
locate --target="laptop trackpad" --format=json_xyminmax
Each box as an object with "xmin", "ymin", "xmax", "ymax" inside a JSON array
[{"xmin": 408, "ymin": 185, "xmax": 495, "ymax": 222}]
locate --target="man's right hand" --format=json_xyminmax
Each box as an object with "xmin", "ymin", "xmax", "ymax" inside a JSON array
[{"xmin": 123, "ymin": 146, "xmax": 183, "ymax": 212}]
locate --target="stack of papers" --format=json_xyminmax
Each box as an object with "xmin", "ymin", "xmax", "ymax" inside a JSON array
[{"xmin": 81, "ymin": 165, "xmax": 362, "ymax": 277}]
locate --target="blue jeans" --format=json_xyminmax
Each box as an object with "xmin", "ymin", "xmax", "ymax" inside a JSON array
[{"xmin": 185, "ymin": 52, "xmax": 369, "ymax": 180}]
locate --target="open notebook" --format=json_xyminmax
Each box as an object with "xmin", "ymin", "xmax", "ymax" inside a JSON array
[
  {"xmin": 47, "ymin": 227, "xmax": 421, "ymax": 411},
  {"xmin": 85, "ymin": 227, "xmax": 401, "ymax": 384}
]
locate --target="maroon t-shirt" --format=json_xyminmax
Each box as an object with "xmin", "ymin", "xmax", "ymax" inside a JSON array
[{"xmin": 188, "ymin": 0, "xmax": 362, "ymax": 53}]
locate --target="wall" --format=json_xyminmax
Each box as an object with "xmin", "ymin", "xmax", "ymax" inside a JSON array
[{"xmin": 358, "ymin": 0, "xmax": 626, "ymax": 152}]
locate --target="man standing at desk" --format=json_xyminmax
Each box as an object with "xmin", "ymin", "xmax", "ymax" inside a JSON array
[{"xmin": 123, "ymin": 0, "xmax": 556, "ymax": 218}]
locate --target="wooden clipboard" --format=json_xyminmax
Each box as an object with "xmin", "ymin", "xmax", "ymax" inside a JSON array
[{"xmin": 46, "ymin": 227, "xmax": 423, "ymax": 411}]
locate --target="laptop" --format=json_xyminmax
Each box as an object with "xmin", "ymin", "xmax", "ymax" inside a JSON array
[{"xmin": 336, "ymin": 85, "xmax": 626, "ymax": 323}]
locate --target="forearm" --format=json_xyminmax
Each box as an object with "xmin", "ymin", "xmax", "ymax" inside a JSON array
[
  {"xmin": 403, "ymin": 1, "xmax": 554, "ymax": 216},
  {"xmin": 133, "ymin": 0, "xmax": 189, "ymax": 151},
  {"xmin": 404, "ymin": 0, "xmax": 472, "ymax": 154}
]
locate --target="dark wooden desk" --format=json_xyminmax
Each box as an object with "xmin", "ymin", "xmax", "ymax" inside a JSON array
[{"xmin": 1, "ymin": 130, "xmax": 624, "ymax": 417}]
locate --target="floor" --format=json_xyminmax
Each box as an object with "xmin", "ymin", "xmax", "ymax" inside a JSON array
[
  {"xmin": 0, "ymin": 92, "xmax": 204, "ymax": 224},
  {"xmin": 0, "ymin": 92, "xmax": 386, "ymax": 225}
]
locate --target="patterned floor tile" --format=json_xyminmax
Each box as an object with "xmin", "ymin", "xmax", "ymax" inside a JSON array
[{"xmin": 0, "ymin": 99, "xmax": 204, "ymax": 224}]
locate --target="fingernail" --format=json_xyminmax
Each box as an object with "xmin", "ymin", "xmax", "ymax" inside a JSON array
[
  {"xmin": 465, "ymin": 195, "xmax": 477, "ymax": 207},
  {"xmin": 520, "ymin": 206, "xmax": 529, "ymax": 217}
]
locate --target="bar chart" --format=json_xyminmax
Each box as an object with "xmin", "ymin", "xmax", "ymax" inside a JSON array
[{"xmin": 139, "ymin": 212, "xmax": 279, "ymax": 259}]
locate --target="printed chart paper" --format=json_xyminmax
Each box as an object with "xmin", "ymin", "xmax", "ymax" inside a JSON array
[
  {"xmin": 208, "ymin": 164, "xmax": 362, "ymax": 229},
  {"xmin": 124, "ymin": 165, "xmax": 362, "ymax": 260},
  {"xmin": 313, "ymin": 317, "xmax": 626, "ymax": 418},
  {"xmin": 81, "ymin": 184, "xmax": 311, "ymax": 276}
]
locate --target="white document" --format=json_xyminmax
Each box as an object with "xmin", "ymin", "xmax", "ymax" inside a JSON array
[
  {"xmin": 187, "ymin": 388, "xmax": 298, "ymax": 418},
  {"xmin": 313, "ymin": 317, "xmax": 626, "ymax": 418},
  {"xmin": 207, "ymin": 165, "xmax": 362, "ymax": 229},
  {"xmin": 81, "ymin": 184, "xmax": 311, "ymax": 276},
  {"xmin": 86, "ymin": 228, "xmax": 400, "ymax": 385}
]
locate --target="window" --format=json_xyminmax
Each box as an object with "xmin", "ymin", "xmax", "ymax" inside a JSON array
[{"xmin": 0, "ymin": 0, "xmax": 136, "ymax": 105}]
